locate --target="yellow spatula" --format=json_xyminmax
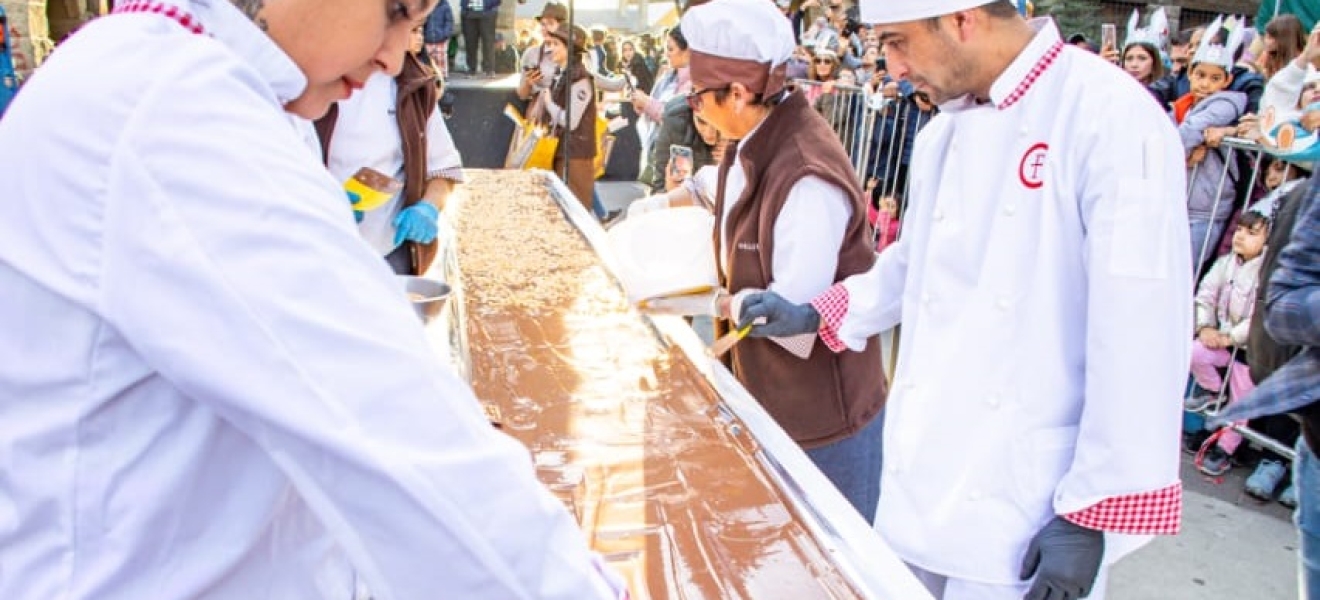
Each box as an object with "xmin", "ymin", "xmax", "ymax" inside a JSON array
[{"xmin": 711, "ymin": 324, "xmax": 752, "ymax": 357}]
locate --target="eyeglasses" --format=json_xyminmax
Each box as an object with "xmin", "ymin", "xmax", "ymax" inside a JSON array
[
  {"xmin": 814, "ymin": 58, "xmax": 835, "ymax": 64},
  {"xmin": 686, "ymin": 86, "xmax": 730, "ymax": 112}
]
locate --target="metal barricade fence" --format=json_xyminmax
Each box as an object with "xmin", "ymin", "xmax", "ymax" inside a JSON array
[
  {"xmin": 1191, "ymin": 137, "xmax": 1299, "ymax": 463},
  {"xmin": 791, "ymin": 79, "xmax": 936, "ymax": 234}
]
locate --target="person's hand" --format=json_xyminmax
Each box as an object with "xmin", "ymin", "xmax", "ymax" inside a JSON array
[
  {"xmin": 1302, "ymin": 108, "xmax": 1320, "ymax": 134},
  {"xmin": 822, "ymin": 80, "xmax": 836, "ymax": 95},
  {"xmin": 626, "ymin": 194, "xmax": 671, "ymax": 218},
  {"xmin": 1019, "ymin": 516, "xmax": 1105, "ymax": 600},
  {"xmin": 881, "ymin": 81, "xmax": 899, "ymax": 99},
  {"xmin": 346, "ymin": 191, "xmax": 364, "ymax": 223},
  {"xmin": 1218, "ymin": 331, "xmax": 1234, "ymax": 348},
  {"xmin": 1204, "ymin": 126, "xmax": 1227, "ymax": 148},
  {"xmin": 1300, "ymin": 26, "xmax": 1320, "ymax": 70},
  {"xmin": 1100, "ymin": 45, "xmax": 1120, "ymax": 64},
  {"xmin": 519, "ymin": 67, "xmax": 542, "ymax": 96},
  {"xmin": 736, "ymin": 291, "xmax": 821, "ymax": 337},
  {"xmin": 630, "ymin": 89, "xmax": 651, "ymax": 111},
  {"xmin": 1187, "ymin": 145, "xmax": 1207, "ymax": 167},
  {"xmin": 1198, "ymin": 327, "xmax": 1222, "ymax": 349},
  {"xmin": 393, "ymin": 202, "xmax": 440, "ymax": 246},
  {"xmin": 1236, "ymin": 113, "xmax": 1259, "ymax": 137}
]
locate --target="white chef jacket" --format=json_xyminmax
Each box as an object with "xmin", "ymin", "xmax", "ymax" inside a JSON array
[
  {"xmin": 0, "ymin": 1, "xmax": 620, "ymax": 599},
  {"xmin": 826, "ymin": 20, "xmax": 1191, "ymax": 584},
  {"xmin": 720, "ymin": 120, "xmax": 853, "ymax": 305},
  {"xmin": 326, "ymin": 71, "xmax": 464, "ymax": 256}
]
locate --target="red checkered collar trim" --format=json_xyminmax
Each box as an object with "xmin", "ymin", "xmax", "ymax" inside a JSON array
[
  {"xmin": 988, "ymin": 21, "xmax": 1066, "ymax": 111},
  {"xmin": 112, "ymin": 0, "xmax": 206, "ymax": 35}
]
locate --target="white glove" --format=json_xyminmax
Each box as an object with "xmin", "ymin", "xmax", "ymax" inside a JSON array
[{"xmin": 626, "ymin": 194, "xmax": 671, "ymax": 219}]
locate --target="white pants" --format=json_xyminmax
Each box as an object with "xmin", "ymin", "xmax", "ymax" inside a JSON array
[{"xmin": 908, "ymin": 563, "xmax": 1109, "ymax": 600}]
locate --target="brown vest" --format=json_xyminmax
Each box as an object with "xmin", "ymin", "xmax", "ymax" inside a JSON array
[
  {"xmin": 315, "ymin": 53, "xmax": 440, "ymax": 275},
  {"xmin": 714, "ymin": 91, "xmax": 887, "ymax": 448},
  {"xmin": 548, "ymin": 65, "xmax": 597, "ymax": 160}
]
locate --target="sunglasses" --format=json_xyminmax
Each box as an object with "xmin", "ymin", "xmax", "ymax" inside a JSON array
[
  {"xmin": 814, "ymin": 58, "xmax": 835, "ymax": 64},
  {"xmin": 686, "ymin": 85, "xmax": 730, "ymax": 112}
]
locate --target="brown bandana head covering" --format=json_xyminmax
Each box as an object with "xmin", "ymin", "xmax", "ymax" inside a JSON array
[{"xmin": 681, "ymin": 0, "xmax": 795, "ymax": 98}]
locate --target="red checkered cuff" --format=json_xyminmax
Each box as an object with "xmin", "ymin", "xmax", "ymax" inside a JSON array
[
  {"xmin": 810, "ymin": 284, "xmax": 851, "ymax": 354},
  {"xmin": 1061, "ymin": 482, "xmax": 1182, "ymax": 535}
]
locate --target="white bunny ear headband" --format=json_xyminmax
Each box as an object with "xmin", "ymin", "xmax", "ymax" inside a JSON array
[
  {"xmin": 1124, "ymin": 7, "xmax": 1169, "ymax": 52},
  {"xmin": 1192, "ymin": 15, "xmax": 1247, "ymax": 72}
]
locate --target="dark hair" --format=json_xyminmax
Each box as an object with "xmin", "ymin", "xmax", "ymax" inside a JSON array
[
  {"xmin": 980, "ymin": 0, "xmax": 1021, "ymax": 19},
  {"xmin": 668, "ymin": 26, "xmax": 689, "ymax": 50},
  {"xmin": 1122, "ymin": 42, "xmax": 1166, "ymax": 84},
  {"xmin": 1238, "ymin": 211, "xmax": 1268, "ymax": 232}
]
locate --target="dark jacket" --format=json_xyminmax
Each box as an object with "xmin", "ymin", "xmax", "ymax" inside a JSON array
[
  {"xmin": 713, "ymin": 91, "xmax": 887, "ymax": 448},
  {"xmin": 423, "ymin": 0, "xmax": 454, "ymax": 43},
  {"xmin": 1248, "ymin": 181, "xmax": 1319, "ymax": 448},
  {"xmin": 650, "ymin": 96, "xmax": 714, "ymax": 192},
  {"xmin": 493, "ymin": 45, "xmax": 519, "ymax": 74},
  {"xmin": 460, "ymin": 0, "xmax": 500, "ymax": 15},
  {"xmin": 548, "ymin": 63, "xmax": 597, "ymax": 160}
]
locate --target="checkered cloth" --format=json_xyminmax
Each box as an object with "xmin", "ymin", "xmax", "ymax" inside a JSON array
[
  {"xmin": 1061, "ymin": 482, "xmax": 1182, "ymax": 535},
  {"xmin": 112, "ymin": 0, "xmax": 206, "ymax": 34},
  {"xmin": 810, "ymin": 283, "xmax": 851, "ymax": 353},
  {"xmin": 999, "ymin": 41, "xmax": 1064, "ymax": 110}
]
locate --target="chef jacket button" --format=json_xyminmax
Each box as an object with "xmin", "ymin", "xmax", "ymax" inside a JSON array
[
  {"xmin": 987, "ymin": 395, "xmax": 1001, "ymax": 408},
  {"xmin": 995, "ymin": 297, "xmax": 1010, "ymax": 310},
  {"xmin": 933, "ymin": 210, "xmax": 945, "ymax": 222},
  {"xmin": 1003, "ymin": 204, "xmax": 1016, "ymax": 216},
  {"xmin": 968, "ymin": 490, "xmax": 983, "ymax": 501},
  {"xmin": 921, "ymin": 293, "xmax": 931, "ymax": 305},
  {"xmin": 1019, "ymin": 127, "xmax": 1028, "ymax": 137}
]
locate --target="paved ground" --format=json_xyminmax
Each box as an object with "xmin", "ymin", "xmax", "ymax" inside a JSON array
[
  {"xmin": 597, "ymin": 179, "xmax": 1303, "ymax": 599},
  {"xmin": 1112, "ymin": 455, "xmax": 1299, "ymax": 600}
]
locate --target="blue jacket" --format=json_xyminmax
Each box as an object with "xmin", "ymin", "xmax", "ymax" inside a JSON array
[{"xmin": 424, "ymin": 0, "xmax": 454, "ymax": 42}]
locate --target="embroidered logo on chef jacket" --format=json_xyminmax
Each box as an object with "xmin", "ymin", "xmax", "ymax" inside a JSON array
[
  {"xmin": 1018, "ymin": 143, "xmax": 1048, "ymax": 189},
  {"xmin": 736, "ymin": 241, "xmax": 759, "ymax": 252},
  {"xmin": 575, "ymin": 88, "xmax": 591, "ymax": 102}
]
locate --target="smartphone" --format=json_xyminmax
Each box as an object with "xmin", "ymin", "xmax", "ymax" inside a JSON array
[
  {"xmin": 1100, "ymin": 23, "xmax": 1117, "ymax": 51},
  {"xmin": 669, "ymin": 145, "xmax": 693, "ymax": 182}
]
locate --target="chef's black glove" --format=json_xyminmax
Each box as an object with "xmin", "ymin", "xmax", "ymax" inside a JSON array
[
  {"xmin": 1019, "ymin": 516, "xmax": 1105, "ymax": 600},
  {"xmin": 736, "ymin": 291, "xmax": 820, "ymax": 338}
]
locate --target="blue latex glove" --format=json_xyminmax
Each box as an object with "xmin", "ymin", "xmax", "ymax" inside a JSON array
[
  {"xmin": 393, "ymin": 202, "xmax": 440, "ymax": 246},
  {"xmin": 346, "ymin": 191, "xmax": 364, "ymax": 223},
  {"xmin": 1019, "ymin": 516, "xmax": 1105, "ymax": 600},
  {"xmin": 736, "ymin": 291, "xmax": 820, "ymax": 338}
]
